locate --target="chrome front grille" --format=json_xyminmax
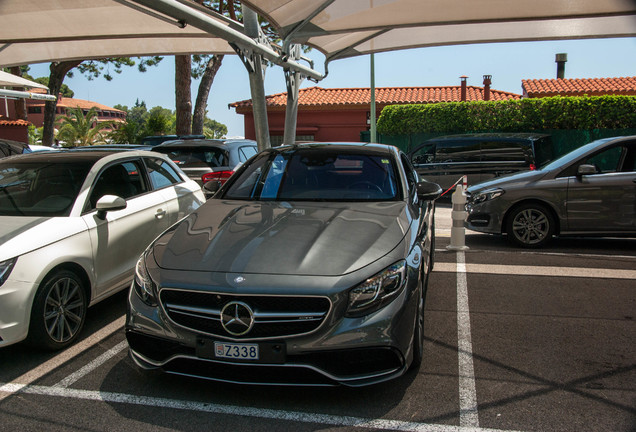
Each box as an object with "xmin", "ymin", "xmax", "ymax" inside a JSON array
[{"xmin": 160, "ymin": 289, "xmax": 331, "ymax": 340}]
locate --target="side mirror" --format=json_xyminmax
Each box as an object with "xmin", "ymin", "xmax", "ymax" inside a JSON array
[
  {"xmin": 202, "ymin": 180, "xmax": 222, "ymax": 199},
  {"xmin": 95, "ymin": 194, "xmax": 127, "ymax": 220},
  {"xmin": 416, "ymin": 180, "xmax": 442, "ymax": 201},
  {"xmin": 576, "ymin": 164, "xmax": 598, "ymax": 178}
]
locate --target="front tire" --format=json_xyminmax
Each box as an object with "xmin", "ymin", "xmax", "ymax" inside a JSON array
[
  {"xmin": 506, "ymin": 203, "xmax": 555, "ymax": 248},
  {"xmin": 27, "ymin": 269, "xmax": 88, "ymax": 351}
]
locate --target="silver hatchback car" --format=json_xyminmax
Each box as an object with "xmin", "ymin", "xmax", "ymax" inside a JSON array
[{"xmin": 466, "ymin": 135, "xmax": 636, "ymax": 247}]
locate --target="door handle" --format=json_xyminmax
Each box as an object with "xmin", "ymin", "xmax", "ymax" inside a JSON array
[{"xmin": 155, "ymin": 208, "xmax": 167, "ymax": 219}]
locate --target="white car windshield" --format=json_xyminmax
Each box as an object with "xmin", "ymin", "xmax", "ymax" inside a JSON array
[{"xmin": 0, "ymin": 161, "xmax": 91, "ymax": 217}]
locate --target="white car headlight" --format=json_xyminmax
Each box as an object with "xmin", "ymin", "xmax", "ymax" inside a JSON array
[
  {"xmin": 0, "ymin": 257, "xmax": 17, "ymax": 287},
  {"xmin": 471, "ymin": 188, "xmax": 504, "ymax": 204},
  {"xmin": 346, "ymin": 261, "xmax": 406, "ymax": 317}
]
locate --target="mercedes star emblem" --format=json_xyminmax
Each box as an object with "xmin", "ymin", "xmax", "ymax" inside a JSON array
[{"xmin": 220, "ymin": 301, "xmax": 255, "ymax": 336}]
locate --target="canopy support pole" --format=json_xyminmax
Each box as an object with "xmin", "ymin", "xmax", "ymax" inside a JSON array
[
  {"xmin": 283, "ymin": 44, "xmax": 303, "ymax": 146},
  {"xmin": 233, "ymin": 6, "xmax": 270, "ymax": 151}
]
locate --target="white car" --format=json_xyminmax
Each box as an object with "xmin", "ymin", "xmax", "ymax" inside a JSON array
[{"xmin": 0, "ymin": 149, "xmax": 205, "ymax": 350}]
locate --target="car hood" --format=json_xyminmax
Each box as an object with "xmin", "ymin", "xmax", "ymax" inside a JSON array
[
  {"xmin": 152, "ymin": 200, "xmax": 411, "ymax": 276},
  {"xmin": 468, "ymin": 169, "xmax": 548, "ymax": 193},
  {"xmin": 0, "ymin": 216, "xmax": 87, "ymax": 260}
]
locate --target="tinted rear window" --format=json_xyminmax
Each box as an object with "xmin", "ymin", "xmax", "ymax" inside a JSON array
[{"xmin": 164, "ymin": 148, "xmax": 229, "ymax": 169}]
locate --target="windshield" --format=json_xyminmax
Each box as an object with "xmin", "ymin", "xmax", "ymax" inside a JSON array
[
  {"xmin": 0, "ymin": 161, "xmax": 91, "ymax": 216},
  {"xmin": 223, "ymin": 148, "xmax": 400, "ymax": 201}
]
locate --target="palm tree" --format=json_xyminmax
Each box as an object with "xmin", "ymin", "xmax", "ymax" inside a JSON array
[{"xmin": 56, "ymin": 106, "xmax": 114, "ymax": 146}]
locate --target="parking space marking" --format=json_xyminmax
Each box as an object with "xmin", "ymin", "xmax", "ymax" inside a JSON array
[
  {"xmin": 0, "ymin": 315, "xmax": 125, "ymax": 401},
  {"xmin": 434, "ymin": 263, "xmax": 636, "ymax": 279},
  {"xmin": 456, "ymin": 252, "xmax": 479, "ymax": 428},
  {"xmin": 0, "ymin": 382, "xmax": 524, "ymax": 432},
  {"xmin": 53, "ymin": 340, "xmax": 128, "ymax": 388}
]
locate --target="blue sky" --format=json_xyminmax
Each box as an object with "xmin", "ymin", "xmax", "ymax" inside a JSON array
[{"xmin": 27, "ymin": 37, "xmax": 636, "ymax": 138}]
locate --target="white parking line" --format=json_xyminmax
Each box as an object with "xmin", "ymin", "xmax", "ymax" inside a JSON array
[
  {"xmin": 0, "ymin": 315, "xmax": 125, "ymax": 401},
  {"xmin": 53, "ymin": 340, "xmax": 128, "ymax": 388},
  {"xmin": 456, "ymin": 252, "xmax": 479, "ymax": 428},
  {"xmin": 0, "ymin": 383, "xmax": 523, "ymax": 432},
  {"xmin": 434, "ymin": 263, "xmax": 636, "ymax": 279}
]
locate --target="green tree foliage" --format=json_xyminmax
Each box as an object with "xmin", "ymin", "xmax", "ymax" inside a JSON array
[
  {"xmin": 145, "ymin": 106, "xmax": 175, "ymax": 136},
  {"xmin": 56, "ymin": 107, "xmax": 114, "ymax": 146},
  {"xmin": 73, "ymin": 57, "xmax": 163, "ymax": 81},
  {"xmin": 108, "ymin": 102, "xmax": 228, "ymax": 143},
  {"xmin": 27, "ymin": 124, "xmax": 43, "ymax": 145},
  {"xmin": 31, "ymin": 77, "xmax": 74, "ymax": 98},
  {"xmin": 203, "ymin": 118, "xmax": 228, "ymax": 139},
  {"xmin": 377, "ymin": 95, "xmax": 636, "ymax": 136}
]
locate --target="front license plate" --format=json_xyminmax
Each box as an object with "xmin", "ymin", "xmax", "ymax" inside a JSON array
[{"xmin": 214, "ymin": 342, "xmax": 259, "ymax": 360}]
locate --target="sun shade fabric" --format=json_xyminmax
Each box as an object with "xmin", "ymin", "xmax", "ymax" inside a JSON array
[
  {"xmin": 0, "ymin": 70, "xmax": 49, "ymax": 89},
  {"xmin": 0, "ymin": 0, "xmax": 236, "ymax": 67},
  {"xmin": 241, "ymin": 0, "xmax": 636, "ymax": 60},
  {"xmin": 0, "ymin": 0, "xmax": 634, "ymax": 68}
]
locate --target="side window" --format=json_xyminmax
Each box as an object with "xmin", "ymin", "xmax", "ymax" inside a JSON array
[
  {"xmin": 239, "ymin": 146, "xmax": 258, "ymax": 162},
  {"xmin": 88, "ymin": 161, "xmax": 146, "ymax": 210},
  {"xmin": 401, "ymin": 153, "xmax": 418, "ymax": 191},
  {"xmin": 582, "ymin": 146, "xmax": 623, "ymax": 174},
  {"xmin": 146, "ymin": 158, "xmax": 183, "ymax": 189},
  {"xmin": 436, "ymin": 140, "xmax": 480, "ymax": 162},
  {"xmin": 480, "ymin": 141, "xmax": 526, "ymax": 162},
  {"xmin": 411, "ymin": 143, "xmax": 435, "ymax": 165}
]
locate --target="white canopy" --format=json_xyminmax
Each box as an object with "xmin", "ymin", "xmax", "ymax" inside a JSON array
[
  {"xmin": 0, "ymin": 70, "xmax": 49, "ymax": 89},
  {"xmin": 0, "ymin": 70, "xmax": 56, "ymax": 101},
  {"xmin": 241, "ymin": 0, "xmax": 636, "ymax": 61},
  {"xmin": 0, "ymin": 0, "xmax": 237, "ymax": 68},
  {"xmin": 1, "ymin": 0, "xmax": 634, "ymax": 68}
]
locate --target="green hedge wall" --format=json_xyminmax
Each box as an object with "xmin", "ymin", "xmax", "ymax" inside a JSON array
[{"xmin": 376, "ymin": 95, "xmax": 636, "ymax": 136}]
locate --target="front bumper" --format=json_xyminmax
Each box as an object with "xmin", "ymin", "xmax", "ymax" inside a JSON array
[
  {"xmin": 0, "ymin": 279, "xmax": 37, "ymax": 347},
  {"xmin": 125, "ymin": 271, "xmax": 419, "ymax": 386},
  {"xmin": 465, "ymin": 198, "xmax": 506, "ymax": 234}
]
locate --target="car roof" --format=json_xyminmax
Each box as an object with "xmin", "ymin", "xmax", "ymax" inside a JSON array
[
  {"xmin": 155, "ymin": 138, "xmax": 257, "ymax": 149},
  {"xmin": 267, "ymin": 142, "xmax": 396, "ymax": 156},
  {"xmin": 424, "ymin": 133, "xmax": 550, "ymax": 142},
  {"xmin": 0, "ymin": 147, "xmax": 159, "ymax": 164}
]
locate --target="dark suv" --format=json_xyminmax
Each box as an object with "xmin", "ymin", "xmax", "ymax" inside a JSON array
[{"xmin": 409, "ymin": 133, "xmax": 554, "ymax": 192}]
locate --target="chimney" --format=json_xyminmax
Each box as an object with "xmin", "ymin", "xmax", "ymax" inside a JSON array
[
  {"xmin": 555, "ymin": 53, "xmax": 567, "ymax": 79},
  {"xmin": 483, "ymin": 75, "xmax": 492, "ymax": 101},
  {"xmin": 460, "ymin": 76, "xmax": 468, "ymax": 102}
]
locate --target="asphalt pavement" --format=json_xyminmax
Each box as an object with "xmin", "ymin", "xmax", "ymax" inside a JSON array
[{"xmin": 0, "ymin": 203, "xmax": 634, "ymax": 432}]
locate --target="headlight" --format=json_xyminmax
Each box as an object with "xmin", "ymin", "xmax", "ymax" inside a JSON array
[
  {"xmin": 471, "ymin": 188, "xmax": 504, "ymax": 204},
  {"xmin": 133, "ymin": 252, "xmax": 158, "ymax": 306},
  {"xmin": 0, "ymin": 257, "xmax": 17, "ymax": 287},
  {"xmin": 346, "ymin": 261, "xmax": 406, "ymax": 317}
]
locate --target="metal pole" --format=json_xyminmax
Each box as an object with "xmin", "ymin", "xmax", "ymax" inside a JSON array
[
  {"xmin": 241, "ymin": 6, "xmax": 270, "ymax": 150},
  {"xmin": 369, "ymin": 53, "xmax": 376, "ymax": 143},
  {"xmin": 283, "ymin": 44, "xmax": 303, "ymax": 146}
]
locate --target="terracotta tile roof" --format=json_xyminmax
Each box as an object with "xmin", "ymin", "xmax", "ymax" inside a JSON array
[
  {"xmin": 0, "ymin": 117, "xmax": 31, "ymax": 126},
  {"xmin": 28, "ymin": 96, "xmax": 125, "ymax": 113},
  {"xmin": 230, "ymin": 86, "xmax": 521, "ymax": 109},
  {"xmin": 522, "ymin": 77, "xmax": 636, "ymax": 97},
  {"xmin": 58, "ymin": 97, "xmax": 126, "ymax": 113}
]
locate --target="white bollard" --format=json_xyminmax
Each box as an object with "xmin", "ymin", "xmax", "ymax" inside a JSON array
[{"xmin": 447, "ymin": 182, "xmax": 469, "ymax": 251}]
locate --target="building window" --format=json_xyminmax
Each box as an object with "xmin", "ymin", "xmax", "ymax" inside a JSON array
[
  {"xmin": 28, "ymin": 106, "xmax": 42, "ymax": 114},
  {"xmin": 269, "ymin": 135, "xmax": 315, "ymax": 146}
]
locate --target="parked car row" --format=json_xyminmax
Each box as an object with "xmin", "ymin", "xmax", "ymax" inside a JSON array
[{"xmin": 0, "ymin": 134, "xmax": 634, "ymax": 388}]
